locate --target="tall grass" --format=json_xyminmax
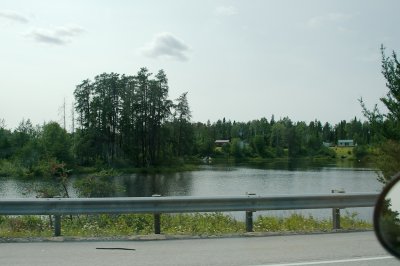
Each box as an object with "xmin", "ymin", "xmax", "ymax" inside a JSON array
[{"xmin": 0, "ymin": 212, "xmax": 372, "ymax": 238}]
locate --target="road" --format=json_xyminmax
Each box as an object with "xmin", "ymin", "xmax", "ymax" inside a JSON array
[{"xmin": 0, "ymin": 232, "xmax": 397, "ymax": 266}]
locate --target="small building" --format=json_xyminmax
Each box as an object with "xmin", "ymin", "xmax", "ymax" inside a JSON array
[
  {"xmin": 214, "ymin": 140, "xmax": 230, "ymax": 147},
  {"xmin": 323, "ymin": 142, "xmax": 332, "ymax": 147},
  {"xmin": 337, "ymin": 139, "xmax": 354, "ymax": 147}
]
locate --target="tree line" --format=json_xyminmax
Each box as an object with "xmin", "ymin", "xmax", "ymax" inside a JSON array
[
  {"xmin": 0, "ymin": 45, "xmax": 399, "ymax": 177},
  {"xmin": 0, "ymin": 85, "xmax": 379, "ymax": 177},
  {"xmin": 0, "ymin": 113, "xmax": 377, "ymax": 177}
]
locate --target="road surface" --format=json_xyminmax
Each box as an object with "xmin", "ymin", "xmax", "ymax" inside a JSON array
[{"xmin": 0, "ymin": 232, "xmax": 397, "ymax": 266}]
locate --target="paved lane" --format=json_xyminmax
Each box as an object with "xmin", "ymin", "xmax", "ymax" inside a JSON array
[{"xmin": 0, "ymin": 232, "xmax": 397, "ymax": 266}]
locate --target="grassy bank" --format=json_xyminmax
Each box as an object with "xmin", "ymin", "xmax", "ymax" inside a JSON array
[
  {"xmin": 331, "ymin": 146, "xmax": 355, "ymax": 160},
  {"xmin": 0, "ymin": 213, "xmax": 372, "ymax": 238}
]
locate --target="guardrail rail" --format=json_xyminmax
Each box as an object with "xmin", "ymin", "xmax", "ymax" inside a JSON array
[{"xmin": 0, "ymin": 193, "xmax": 379, "ymax": 236}]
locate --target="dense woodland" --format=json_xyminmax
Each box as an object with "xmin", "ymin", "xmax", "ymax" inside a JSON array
[{"xmin": 0, "ymin": 46, "xmax": 399, "ymax": 180}]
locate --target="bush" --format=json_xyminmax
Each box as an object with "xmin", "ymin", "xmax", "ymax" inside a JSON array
[
  {"xmin": 353, "ymin": 145, "xmax": 368, "ymax": 160},
  {"xmin": 0, "ymin": 216, "xmax": 50, "ymax": 237},
  {"xmin": 0, "ymin": 160, "xmax": 27, "ymax": 177},
  {"xmin": 317, "ymin": 146, "xmax": 336, "ymax": 158},
  {"xmin": 73, "ymin": 169, "xmax": 123, "ymax": 197}
]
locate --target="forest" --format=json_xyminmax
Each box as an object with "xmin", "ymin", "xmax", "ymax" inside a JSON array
[
  {"xmin": 0, "ymin": 69, "xmax": 380, "ymax": 177},
  {"xmin": 0, "ymin": 45, "xmax": 399, "ymax": 179}
]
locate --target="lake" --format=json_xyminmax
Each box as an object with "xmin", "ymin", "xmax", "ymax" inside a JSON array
[{"xmin": 0, "ymin": 161, "xmax": 382, "ymax": 221}]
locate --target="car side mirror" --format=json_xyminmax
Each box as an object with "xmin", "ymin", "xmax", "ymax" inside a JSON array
[{"xmin": 374, "ymin": 172, "xmax": 400, "ymax": 258}]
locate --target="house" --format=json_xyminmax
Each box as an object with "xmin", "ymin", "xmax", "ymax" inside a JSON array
[
  {"xmin": 214, "ymin": 140, "xmax": 230, "ymax": 147},
  {"xmin": 337, "ymin": 139, "xmax": 354, "ymax": 147},
  {"xmin": 323, "ymin": 142, "xmax": 332, "ymax": 147}
]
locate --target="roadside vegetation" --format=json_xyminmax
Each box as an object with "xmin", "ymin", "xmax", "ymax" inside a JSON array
[{"xmin": 0, "ymin": 212, "xmax": 371, "ymax": 238}]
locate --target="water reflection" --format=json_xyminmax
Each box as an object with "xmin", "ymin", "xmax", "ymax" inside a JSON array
[{"xmin": 118, "ymin": 172, "xmax": 194, "ymax": 197}]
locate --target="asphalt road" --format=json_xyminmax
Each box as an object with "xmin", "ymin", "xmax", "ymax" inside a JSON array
[{"xmin": 0, "ymin": 232, "xmax": 397, "ymax": 266}]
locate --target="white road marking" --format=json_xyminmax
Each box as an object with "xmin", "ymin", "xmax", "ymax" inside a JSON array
[{"xmin": 254, "ymin": 256, "xmax": 394, "ymax": 266}]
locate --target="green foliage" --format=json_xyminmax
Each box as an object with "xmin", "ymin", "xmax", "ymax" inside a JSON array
[
  {"xmin": 61, "ymin": 214, "xmax": 154, "ymax": 236},
  {"xmin": 73, "ymin": 69, "xmax": 194, "ymax": 167},
  {"xmin": 30, "ymin": 160, "xmax": 72, "ymax": 198},
  {"xmin": 73, "ymin": 170, "xmax": 123, "ymax": 197},
  {"xmin": 251, "ymin": 135, "xmax": 266, "ymax": 157},
  {"xmin": 340, "ymin": 211, "xmax": 371, "ymax": 229},
  {"xmin": 376, "ymin": 140, "xmax": 400, "ymax": 184},
  {"xmin": 230, "ymin": 138, "xmax": 244, "ymax": 159},
  {"xmin": 360, "ymin": 46, "xmax": 400, "ymax": 183},
  {"xmin": 0, "ymin": 212, "xmax": 372, "ymax": 238},
  {"xmin": 255, "ymin": 214, "xmax": 331, "ymax": 232},
  {"xmin": 333, "ymin": 146, "xmax": 354, "ymax": 160},
  {"xmin": 0, "ymin": 160, "xmax": 27, "ymax": 177},
  {"xmin": 1, "ymin": 62, "xmax": 391, "ymax": 173},
  {"xmin": 317, "ymin": 146, "xmax": 336, "ymax": 158},
  {"xmin": 254, "ymin": 213, "xmax": 371, "ymax": 232},
  {"xmin": 40, "ymin": 122, "xmax": 73, "ymax": 165},
  {"xmin": 380, "ymin": 46, "xmax": 400, "ymax": 128},
  {"xmin": 0, "ymin": 215, "xmax": 51, "ymax": 237},
  {"xmin": 0, "ymin": 126, "xmax": 13, "ymax": 159},
  {"xmin": 353, "ymin": 145, "xmax": 368, "ymax": 160},
  {"xmin": 161, "ymin": 213, "xmax": 243, "ymax": 235}
]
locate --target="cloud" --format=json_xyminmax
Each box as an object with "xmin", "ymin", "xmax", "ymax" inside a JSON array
[
  {"xmin": 25, "ymin": 25, "xmax": 85, "ymax": 45},
  {"xmin": 214, "ymin": 5, "xmax": 238, "ymax": 16},
  {"xmin": 307, "ymin": 13, "xmax": 353, "ymax": 29},
  {"xmin": 0, "ymin": 10, "xmax": 29, "ymax": 23},
  {"xmin": 140, "ymin": 32, "xmax": 190, "ymax": 61}
]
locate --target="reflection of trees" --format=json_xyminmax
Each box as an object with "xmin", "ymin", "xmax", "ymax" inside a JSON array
[
  {"xmin": 380, "ymin": 199, "xmax": 400, "ymax": 253},
  {"xmin": 122, "ymin": 172, "xmax": 193, "ymax": 197}
]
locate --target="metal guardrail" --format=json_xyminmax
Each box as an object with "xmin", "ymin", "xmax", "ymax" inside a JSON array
[{"xmin": 0, "ymin": 193, "xmax": 379, "ymax": 236}]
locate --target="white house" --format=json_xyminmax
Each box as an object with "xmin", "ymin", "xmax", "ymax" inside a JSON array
[
  {"xmin": 337, "ymin": 139, "xmax": 354, "ymax": 147},
  {"xmin": 214, "ymin": 140, "xmax": 230, "ymax": 147}
]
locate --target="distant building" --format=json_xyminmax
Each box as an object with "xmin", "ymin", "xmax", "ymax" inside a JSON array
[
  {"xmin": 337, "ymin": 139, "xmax": 354, "ymax": 147},
  {"xmin": 323, "ymin": 142, "xmax": 332, "ymax": 147},
  {"xmin": 214, "ymin": 140, "xmax": 230, "ymax": 147}
]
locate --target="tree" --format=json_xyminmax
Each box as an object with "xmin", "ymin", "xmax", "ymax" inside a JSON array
[
  {"xmin": 173, "ymin": 92, "xmax": 193, "ymax": 156},
  {"xmin": 72, "ymin": 68, "xmax": 187, "ymax": 167},
  {"xmin": 40, "ymin": 122, "xmax": 72, "ymax": 165},
  {"xmin": 361, "ymin": 45, "xmax": 400, "ymax": 183},
  {"xmin": 0, "ymin": 121, "xmax": 13, "ymax": 159},
  {"xmin": 230, "ymin": 138, "xmax": 243, "ymax": 159},
  {"xmin": 380, "ymin": 45, "xmax": 400, "ymax": 140},
  {"xmin": 12, "ymin": 119, "xmax": 41, "ymax": 169},
  {"xmin": 252, "ymin": 135, "xmax": 266, "ymax": 157},
  {"xmin": 148, "ymin": 70, "xmax": 172, "ymax": 164}
]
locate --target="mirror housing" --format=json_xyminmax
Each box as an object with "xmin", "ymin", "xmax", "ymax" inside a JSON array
[{"xmin": 374, "ymin": 172, "xmax": 400, "ymax": 258}]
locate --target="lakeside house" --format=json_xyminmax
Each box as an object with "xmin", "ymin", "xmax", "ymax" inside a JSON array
[
  {"xmin": 337, "ymin": 139, "xmax": 355, "ymax": 147},
  {"xmin": 214, "ymin": 140, "xmax": 230, "ymax": 147}
]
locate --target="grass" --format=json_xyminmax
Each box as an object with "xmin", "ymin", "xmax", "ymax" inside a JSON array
[
  {"xmin": 254, "ymin": 212, "xmax": 371, "ymax": 232},
  {"xmin": 331, "ymin": 146, "xmax": 355, "ymax": 160},
  {"xmin": 0, "ymin": 212, "xmax": 372, "ymax": 238}
]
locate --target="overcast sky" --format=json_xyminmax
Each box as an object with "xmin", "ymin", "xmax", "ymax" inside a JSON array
[{"xmin": 1, "ymin": 0, "xmax": 399, "ymax": 130}]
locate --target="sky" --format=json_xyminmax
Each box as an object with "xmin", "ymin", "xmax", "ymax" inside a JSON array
[{"xmin": 1, "ymin": 0, "xmax": 399, "ymax": 130}]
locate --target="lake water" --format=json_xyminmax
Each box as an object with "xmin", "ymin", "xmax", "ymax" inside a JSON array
[{"xmin": 0, "ymin": 161, "xmax": 383, "ymax": 221}]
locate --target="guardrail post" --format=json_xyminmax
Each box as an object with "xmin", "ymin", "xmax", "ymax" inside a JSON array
[
  {"xmin": 246, "ymin": 211, "xmax": 253, "ymax": 232},
  {"xmin": 245, "ymin": 193, "xmax": 256, "ymax": 232},
  {"xmin": 152, "ymin": 194, "xmax": 161, "ymax": 234},
  {"xmin": 332, "ymin": 208, "xmax": 340, "ymax": 230},
  {"xmin": 54, "ymin": 215, "xmax": 61, "ymax": 236},
  {"xmin": 331, "ymin": 189, "xmax": 345, "ymax": 230}
]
